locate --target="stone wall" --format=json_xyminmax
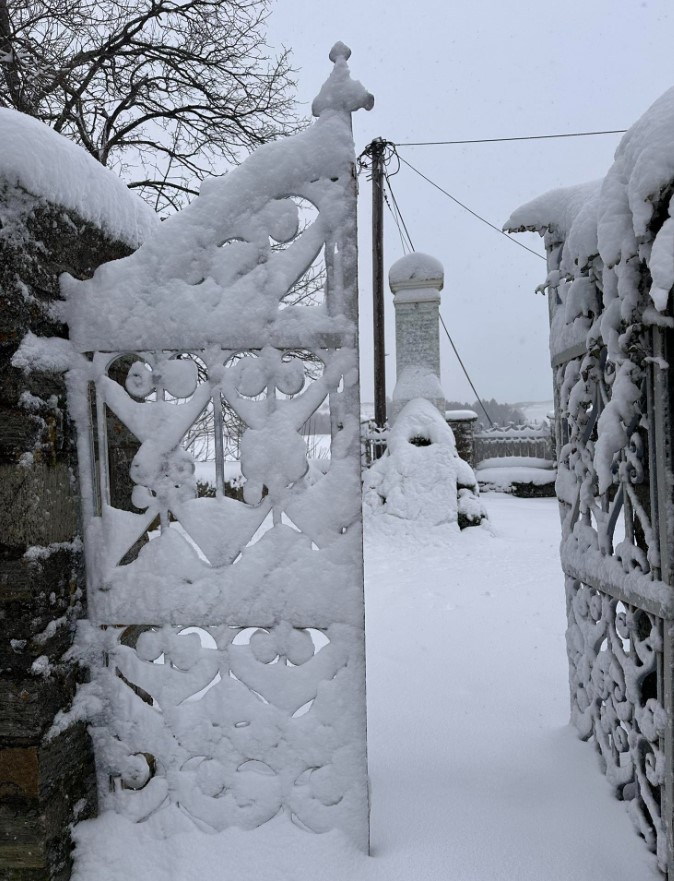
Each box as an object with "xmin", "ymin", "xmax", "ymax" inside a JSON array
[{"xmin": 0, "ymin": 181, "xmax": 132, "ymax": 881}]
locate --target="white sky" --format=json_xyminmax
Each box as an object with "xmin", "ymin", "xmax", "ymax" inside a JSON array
[{"xmin": 266, "ymin": 0, "xmax": 673, "ymax": 405}]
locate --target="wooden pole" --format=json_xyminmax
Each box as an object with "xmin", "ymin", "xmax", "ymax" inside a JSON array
[{"xmin": 371, "ymin": 137, "xmax": 387, "ymax": 433}]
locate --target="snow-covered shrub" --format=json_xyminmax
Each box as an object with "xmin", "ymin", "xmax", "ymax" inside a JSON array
[{"xmin": 363, "ymin": 398, "xmax": 486, "ymax": 529}]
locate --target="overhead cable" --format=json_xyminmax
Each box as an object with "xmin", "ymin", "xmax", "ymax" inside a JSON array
[
  {"xmin": 384, "ymin": 171, "xmax": 415, "ymax": 252},
  {"xmin": 397, "ymin": 154, "xmax": 546, "ymax": 261},
  {"xmin": 396, "ymin": 128, "xmax": 627, "ymax": 147},
  {"xmin": 439, "ymin": 315, "xmax": 494, "ymax": 427},
  {"xmin": 383, "ymin": 188, "xmax": 410, "ymax": 254}
]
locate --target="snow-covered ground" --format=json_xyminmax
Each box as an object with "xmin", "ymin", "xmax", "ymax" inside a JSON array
[{"xmin": 71, "ymin": 493, "xmax": 657, "ymax": 881}]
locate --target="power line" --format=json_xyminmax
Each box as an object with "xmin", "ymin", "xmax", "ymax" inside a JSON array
[
  {"xmin": 384, "ymin": 170, "xmax": 495, "ymax": 426},
  {"xmin": 439, "ymin": 315, "xmax": 494, "ymax": 427},
  {"xmin": 396, "ymin": 128, "xmax": 627, "ymax": 147},
  {"xmin": 397, "ymin": 154, "xmax": 546, "ymax": 261},
  {"xmin": 383, "ymin": 188, "xmax": 410, "ymax": 254},
  {"xmin": 384, "ymin": 171, "xmax": 415, "ymax": 252}
]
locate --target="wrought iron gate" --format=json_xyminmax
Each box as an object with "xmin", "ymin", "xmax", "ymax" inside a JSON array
[
  {"xmin": 65, "ymin": 44, "xmax": 373, "ymax": 847},
  {"xmin": 507, "ymin": 158, "xmax": 674, "ymax": 873},
  {"xmin": 554, "ymin": 319, "xmax": 674, "ymax": 873}
]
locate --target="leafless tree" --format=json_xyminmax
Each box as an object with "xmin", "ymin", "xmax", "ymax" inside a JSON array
[{"xmin": 0, "ymin": 0, "xmax": 299, "ymax": 212}]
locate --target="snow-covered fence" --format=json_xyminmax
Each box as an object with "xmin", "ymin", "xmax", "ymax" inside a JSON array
[
  {"xmin": 506, "ymin": 85, "xmax": 674, "ymax": 876},
  {"xmin": 59, "ymin": 44, "xmax": 372, "ymax": 849},
  {"xmin": 0, "ymin": 109, "xmax": 157, "ymax": 880},
  {"xmin": 473, "ymin": 423, "xmax": 554, "ymax": 465},
  {"xmin": 361, "ymin": 420, "xmax": 389, "ymax": 467}
]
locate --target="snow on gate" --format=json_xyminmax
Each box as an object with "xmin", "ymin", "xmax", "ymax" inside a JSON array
[
  {"xmin": 507, "ymin": 84, "xmax": 674, "ymax": 876},
  {"xmin": 61, "ymin": 44, "xmax": 373, "ymax": 846}
]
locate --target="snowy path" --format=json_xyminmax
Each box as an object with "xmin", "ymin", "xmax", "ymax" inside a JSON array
[
  {"xmin": 364, "ymin": 494, "xmax": 657, "ymax": 880},
  {"xmin": 72, "ymin": 494, "xmax": 658, "ymax": 881}
]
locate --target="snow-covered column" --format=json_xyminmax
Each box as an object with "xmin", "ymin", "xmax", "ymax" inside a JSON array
[{"xmin": 389, "ymin": 253, "xmax": 446, "ymax": 422}]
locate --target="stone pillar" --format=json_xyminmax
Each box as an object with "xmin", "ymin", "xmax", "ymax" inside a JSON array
[
  {"xmin": 389, "ymin": 253, "xmax": 446, "ymax": 422},
  {"xmin": 445, "ymin": 409, "xmax": 478, "ymax": 467},
  {"xmin": 0, "ymin": 181, "xmax": 131, "ymax": 881}
]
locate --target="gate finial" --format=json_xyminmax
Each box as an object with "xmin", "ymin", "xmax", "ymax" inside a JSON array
[
  {"xmin": 312, "ymin": 42, "xmax": 374, "ymax": 118},
  {"xmin": 329, "ymin": 41, "xmax": 351, "ymax": 62}
]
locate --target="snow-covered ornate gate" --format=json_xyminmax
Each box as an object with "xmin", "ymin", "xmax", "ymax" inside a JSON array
[
  {"xmin": 552, "ymin": 280, "xmax": 674, "ymax": 876},
  {"xmin": 506, "ymin": 89, "xmax": 674, "ymax": 876},
  {"xmin": 64, "ymin": 45, "xmax": 372, "ymax": 846}
]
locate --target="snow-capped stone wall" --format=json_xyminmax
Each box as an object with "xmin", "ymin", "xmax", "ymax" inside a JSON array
[
  {"xmin": 506, "ymin": 84, "xmax": 674, "ymax": 873},
  {"xmin": 0, "ymin": 116, "xmax": 155, "ymax": 879},
  {"xmin": 0, "ymin": 108, "xmax": 158, "ymax": 249}
]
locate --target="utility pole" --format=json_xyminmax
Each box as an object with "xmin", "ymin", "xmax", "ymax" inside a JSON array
[{"xmin": 370, "ymin": 137, "xmax": 387, "ymax": 433}]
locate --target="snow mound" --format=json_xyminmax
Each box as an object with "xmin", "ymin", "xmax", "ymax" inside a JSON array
[
  {"xmin": 392, "ymin": 365, "xmax": 446, "ymax": 404},
  {"xmin": 504, "ymin": 180, "xmax": 602, "ymax": 276},
  {"xmin": 476, "ymin": 466, "xmax": 556, "ymax": 489},
  {"xmin": 445, "ymin": 409, "xmax": 478, "ymax": 421},
  {"xmin": 363, "ymin": 398, "xmax": 486, "ymax": 531},
  {"xmin": 0, "ymin": 108, "xmax": 158, "ymax": 248},
  {"xmin": 477, "ymin": 456, "xmax": 554, "ymax": 471}
]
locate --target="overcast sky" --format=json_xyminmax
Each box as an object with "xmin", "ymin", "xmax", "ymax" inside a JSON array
[{"xmin": 266, "ymin": 0, "xmax": 673, "ymax": 406}]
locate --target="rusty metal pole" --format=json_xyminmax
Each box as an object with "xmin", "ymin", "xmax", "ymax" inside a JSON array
[{"xmin": 371, "ymin": 138, "xmax": 387, "ymax": 435}]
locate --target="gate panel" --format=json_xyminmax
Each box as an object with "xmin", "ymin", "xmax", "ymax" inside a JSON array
[
  {"xmin": 554, "ymin": 330, "xmax": 673, "ymax": 871},
  {"xmin": 506, "ymin": 99, "xmax": 674, "ymax": 872},
  {"xmin": 65, "ymin": 44, "xmax": 372, "ymax": 847}
]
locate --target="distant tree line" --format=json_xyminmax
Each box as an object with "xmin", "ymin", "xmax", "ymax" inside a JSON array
[{"xmin": 445, "ymin": 399, "xmax": 526, "ymax": 429}]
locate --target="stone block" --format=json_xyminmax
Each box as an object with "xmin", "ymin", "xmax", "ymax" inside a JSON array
[
  {"xmin": 0, "ymin": 669, "xmax": 78, "ymax": 745},
  {"xmin": 0, "ymin": 724, "xmax": 96, "ymax": 881},
  {"xmin": 0, "ymin": 463, "xmax": 79, "ymax": 549},
  {"xmin": 0, "ymin": 748, "xmax": 39, "ymax": 800}
]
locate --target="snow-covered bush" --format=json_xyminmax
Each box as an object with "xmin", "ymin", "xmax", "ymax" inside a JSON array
[{"xmin": 363, "ymin": 398, "xmax": 487, "ymax": 530}]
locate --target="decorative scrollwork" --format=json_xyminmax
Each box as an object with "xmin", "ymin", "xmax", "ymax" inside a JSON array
[
  {"xmin": 70, "ymin": 44, "xmax": 372, "ymax": 848},
  {"xmin": 91, "ymin": 623, "xmax": 355, "ymax": 833},
  {"xmin": 79, "ymin": 342, "xmax": 367, "ymax": 838},
  {"xmin": 567, "ymin": 578, "xmax": 666, "ymax": 862},
  {"xmin": 545, "ymin": 217, "xmax": 671, "ymax": 873}
]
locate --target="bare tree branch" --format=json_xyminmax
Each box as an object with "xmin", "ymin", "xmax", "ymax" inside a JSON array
[{"xmin": 0, "ymin": 0, "xmax": 300, "ymax": 212}]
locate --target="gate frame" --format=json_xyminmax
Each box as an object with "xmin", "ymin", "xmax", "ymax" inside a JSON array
[
  {"xmin": 507, "ymin": 179, "xmax": 674, "ymax": 875},
  {"xmin": 62, "ymin": 42, "xmax": 374, "ymax": 851}
]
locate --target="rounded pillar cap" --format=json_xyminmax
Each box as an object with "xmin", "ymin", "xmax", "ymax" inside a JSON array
[{"xmin": 389, "ymin": 253, "xmax": 444, "ymax": 294}]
